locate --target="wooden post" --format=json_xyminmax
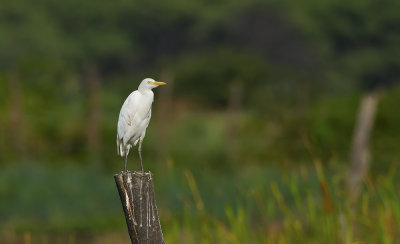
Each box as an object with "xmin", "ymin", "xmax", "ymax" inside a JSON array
[
  {"xmin": 114, "ymin": 171, "xmax": 165, "ymax": 244},
  {"xmin": 348, "ymin": 92, "xmax": 379, "ymax": 200}
]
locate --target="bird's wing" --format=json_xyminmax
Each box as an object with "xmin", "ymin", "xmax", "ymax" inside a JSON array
[
  {"xmin": 117, "ymin": 91, "xmax": 141, "ymax": 143},
  {"xmin": 142, "ymin": 108, "xmax": 152, "ymax": 136}
]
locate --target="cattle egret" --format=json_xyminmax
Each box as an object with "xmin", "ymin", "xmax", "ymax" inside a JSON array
[{"xmin": 117, "ymin": 78, "xmax": 166, "ymax": 172}]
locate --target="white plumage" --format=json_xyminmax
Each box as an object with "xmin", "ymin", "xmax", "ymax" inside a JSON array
[{"xmin": 117, "ymin": 78, "xmax": 166, "ymax": 172}]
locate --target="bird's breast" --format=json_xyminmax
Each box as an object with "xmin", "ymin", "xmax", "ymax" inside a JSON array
[{"xmin": 133, "ymin": 94, "xmax": 153, "ymax": 120}]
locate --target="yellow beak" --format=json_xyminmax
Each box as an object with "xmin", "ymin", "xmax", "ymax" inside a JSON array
[{"xmin": 149, "ymin": 81, "xmax": 166, "ymax": 86}]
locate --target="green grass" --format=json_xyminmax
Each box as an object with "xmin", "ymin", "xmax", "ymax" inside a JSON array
[
  {"xmin": 0, "ymin": 162, "xmax": 399, "ymax": 243},
  {"xmin": 162, "ymin": 164, "xmax": 400, "ymax": 243}
]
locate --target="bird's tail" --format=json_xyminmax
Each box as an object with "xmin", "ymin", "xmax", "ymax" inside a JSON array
[
  {"xmin": 117, "ymin": 137, "xmax": 125, "ymax": 157},
  {"xmin": 117, "ymin": 136, "xmax": 134, "ymax": 157}
]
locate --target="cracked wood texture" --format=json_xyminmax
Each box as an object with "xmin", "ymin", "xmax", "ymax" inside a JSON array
[{"xmin": 114, "ymin": 171, "xmax": 165, "ymax": 244}]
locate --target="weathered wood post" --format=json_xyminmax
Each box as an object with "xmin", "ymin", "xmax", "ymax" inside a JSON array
[{"xmin": 114, "ymin": 171, "xmax": 165, "ymax": 244}]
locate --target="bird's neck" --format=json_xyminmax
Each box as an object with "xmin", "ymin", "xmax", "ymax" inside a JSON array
[{"xmin": 138, "ymin": 88, "xmax": 153, "ymax": 96}]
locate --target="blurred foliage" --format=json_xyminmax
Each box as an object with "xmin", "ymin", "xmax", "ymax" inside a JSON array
[
  {"xmin": 1, "ymin": 163, "xmax": 400, "ymax": 243},
  {"xmin": 0, "ymin": 0, "xmax": 400, "ymax": 242}
]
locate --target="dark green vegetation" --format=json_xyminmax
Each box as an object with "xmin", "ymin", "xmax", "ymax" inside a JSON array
[{"xmin": 1, "ymin": 0, "xmax": 399, "ymax": 243}]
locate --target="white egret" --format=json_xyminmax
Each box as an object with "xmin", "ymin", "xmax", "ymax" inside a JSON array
[{"xmin": 117, "ymin": 78, "xmax": 166, "ymax": 172}]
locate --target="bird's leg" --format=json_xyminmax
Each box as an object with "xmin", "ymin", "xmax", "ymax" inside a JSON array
[
  {"xmin": 124, "ymin": 153, "xmax": 128, "ymax": 172},
  {"xmin": 138, "ymin": 139, "xmax": 144, "ymax": 172}
]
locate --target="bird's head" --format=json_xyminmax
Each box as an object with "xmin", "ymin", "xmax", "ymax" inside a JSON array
[{"xmin": 139, "ymin": 78, "xmax": 166, "ymax": 91}]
